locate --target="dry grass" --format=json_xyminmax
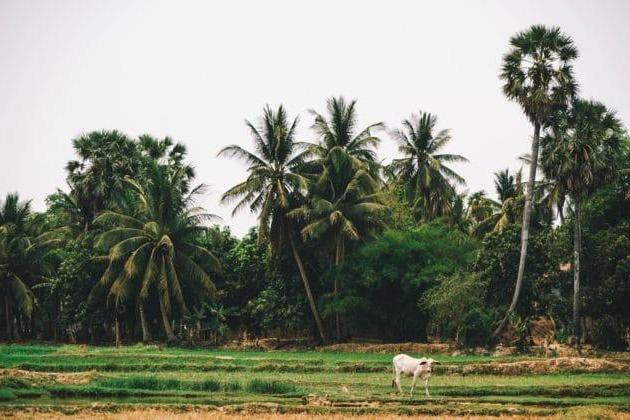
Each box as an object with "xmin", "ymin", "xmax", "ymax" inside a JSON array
[
  {"xmin": 319, "ymin": 342, "xmax": 451, "ymax": 354},
  {"xmin": 455, "ymin": 357, "xmax": 630, "ymax": 375},
  {"xmin": 0, "ymin": 368, "xmax": 96, "ymax": 385}
]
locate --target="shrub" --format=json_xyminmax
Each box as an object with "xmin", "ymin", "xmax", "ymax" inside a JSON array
[
  {"xmin": 423, "ymin": 272, "xmax": 487, "ymax": 340},
  {"xmin": 457, "ymin": 308, "xmax": 495, "ymax": 348},
  {"xmin": 0, "ymin": 389, "xmax": 17, "ymax": 401}
]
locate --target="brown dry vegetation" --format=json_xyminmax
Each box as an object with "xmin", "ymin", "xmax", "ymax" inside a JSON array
[
  {"xmin": 450, "ymin": 357, "xmax": 630, "ymax": 375},
  {"xmin": 0, "ymin": 368, "xmax": 96, "ymax": 385},
  {"xmin": 5, "ymin": 407, "xmax": 630, "ymax": 420}
]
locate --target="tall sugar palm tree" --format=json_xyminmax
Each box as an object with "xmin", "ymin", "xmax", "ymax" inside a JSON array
[
  {"xmin": 66, "ymin": 130, "xmax": 140, "ymax": 226},
  {"xmin": 290, "ymin": 149, "xmax": 388, "ymax": 339},
  {"xmin": 310, "ymin": 96, "xmax": 383, "ymax": 175},
  {"xmin": 389, "ymin": 112, "xmax": 468, "ymax": 220},
  {"xmin": 541, "ymin": 99, "xmax": 623, "ymax": 347},
  {"xmin": 495, "ymin": 25, "xmax": 578, "ymax": 337},
  {"xmin": 92, "ymin": 162, "xmax": 220, "ymax": 342},
  {"xmin": 219, "ymin": 105, "xmax": 328, "ymax": 343}
]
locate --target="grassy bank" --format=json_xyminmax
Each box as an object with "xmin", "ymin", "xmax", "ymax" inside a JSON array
[{"xmin": 1, "ymin": 343, "xmax": 629, "ymax": 417}]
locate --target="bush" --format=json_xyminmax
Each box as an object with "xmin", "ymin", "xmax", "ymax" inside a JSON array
[
  {"xmin": 0, "ymin": 389, "xmax": 17, "ymax": 401},
  {"xmin": 457, "ymin": 308, "xmax": 495, "ymax": 348},
  {"xmin": 423, "ymin": 272, "xmax": 487, "ymax": 340}
]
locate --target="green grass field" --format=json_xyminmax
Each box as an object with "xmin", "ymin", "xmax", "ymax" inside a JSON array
[{"xmin": 1, "ymin": 343, "xmax": 629, "ymax": 417}]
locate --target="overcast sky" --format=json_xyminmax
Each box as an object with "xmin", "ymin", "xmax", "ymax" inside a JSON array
[{"xmin": 1, "ymin": 1, "xmax": 629, "ymax": 237}]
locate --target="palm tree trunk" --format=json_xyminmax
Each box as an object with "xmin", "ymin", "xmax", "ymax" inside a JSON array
[
  {"xmin": 139, "ymin": 301, "xmax": 152, "ymax": 342},
  {"xmin": 494, "ymin": 121, "xmax": 540, "ymax": 338},
  {"xmin": 114, "ymin": 315, "xmax": 121, "ymax": 347},
  {"xmin": 573, "ymin": 199, "xmax": 582, "ymax": 349},
  {"xmin": 159, "ymin": 296, "xmax": 177, "ymax": 342},
  {"xmin": 4, "ymin": 294, "xmax": 11, "ymax": 340},
  {"xmin": 289, "ymin": 233, "xmax": 328, "ymax": 343},
  {"xmin": 334, "ymin": 235, "xmax": 342, "ymax": 340}
]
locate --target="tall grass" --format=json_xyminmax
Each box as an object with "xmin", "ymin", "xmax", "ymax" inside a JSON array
[
  {"xmin": 98, "ymin": 375, "xmax": 240, "ymax": 392},
  {"xmin": 246, "ymin": 379, "xmax": 297, "ymax": 394}
]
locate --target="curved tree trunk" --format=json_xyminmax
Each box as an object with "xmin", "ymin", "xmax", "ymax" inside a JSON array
[
  {"xmin": 289, "ymin": 233, "xmax": 328, "ymax": 343},
  {"xmin": 159, "ymin": 296, "xmax": 177, "ymax": 342},
  {"xmin": 573, "ymin": 199, "xmax": 582, "ymax": 349},
  {"xmin": 139, "ymin": 301, "xmax": 152, "ymax": 342},
  {"xmin": 494, "ymin": 122, "xmax": 540, "ymax": 338}
]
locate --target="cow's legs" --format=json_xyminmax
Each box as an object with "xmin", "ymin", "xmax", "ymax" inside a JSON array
[
  {"xmin": 410, "ymin": 371, "xmax": 420, "ymax": 396},
  {"xmin": 424, "ymin": 377, "xmax": 430, "ymax": 397},
  {"xmin": 395, "ymin": 369, "xmax": 402, "ymax": 393}
]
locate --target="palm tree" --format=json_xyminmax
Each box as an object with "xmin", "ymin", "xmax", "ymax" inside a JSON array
[
  {"xmin": 92, "ymin": 162, "xmax": 220, "ymax": 343},
  {"xmin": 541, "ymin": 99, "xmax": 623, "ymax": 347},
  {"xmin": 494, "ymin": 169, "xmax": 518, "ymax": 203},
  {"xmin": 389, "ymin": 112, "xmax": 468, "ymax": 220},
  {"xmin": 469, "ymin": 170, "xmax": 524, "ymax": 237},
  {"xmin": 495, "ymin": 25, "xmax": 578, "ymax": 337},
  {"xmin": 0, "ymin": 194, "xmax": 60, "ymax": 339},
  {"xmin": 290, "ymin": 150, "xmax": 388, "ymax": 339},
  {"xmin": 309, "ymin": 96, "xmax": 383, "ymax": 175},
  {"xmin": 219, "ymin": 105, "xmax": 328, "ymax": 343},
  {"xmin": 66, "ymin": 130, "xmax": 140, "ymax": 228}
]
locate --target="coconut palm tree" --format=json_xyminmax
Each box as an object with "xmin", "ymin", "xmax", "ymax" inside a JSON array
[
  {"xmin": 92, "ymin": 162, "xmax": 220, "ymax": 343},
  {"xmin": 389, "ymin": 112, "xmax": 468, "ymax": 220},
  {"xmin": 469, "ymin": 170, "xmax": 524, "ymax": 237},
  {"xmin": 541, "ymin": 99, "xmax": 623, "ymax": 347},
  {"xmin": 494, "ymin": 169, "xmax": 518, "ymax": 203},
  {"xmin": 290, "ymin": 149, "xmax": 388, "ymax": 339},
  {"xmin": 495, "ymin": 25, "xmax": 578, "ymax": 337},
  {"xmin": 0, "ymin": 194, "xmax": 60, "ymax": 339},
  {"xmin": 309, "ymin": 96, "xmax": 383, "ymax": 175},
  {"xmin": 218, "ymin": 105, "xmax": 328, "ymax": 343}
]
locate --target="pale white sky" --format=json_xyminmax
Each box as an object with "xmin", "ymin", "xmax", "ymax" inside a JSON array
[{"xmin": 1, "ymin": 0, "xmax": 628, "ymax": 237}]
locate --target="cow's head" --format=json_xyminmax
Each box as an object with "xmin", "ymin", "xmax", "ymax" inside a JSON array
[{"xmin": 418, "ymin": 358, "xmax": 441, "ymax": 373}]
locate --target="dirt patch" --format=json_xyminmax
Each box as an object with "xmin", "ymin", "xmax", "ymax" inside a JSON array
[
  {"xmin": 319, "ymin": 342, "xmax": 452, "ymax": 354},
  {"xmin": 453, "ymin": 357, "xmax": 630, "ymax": 375},
  {"xmin": 304, "ymin": 394, "xmax": 333, "ymax": 407},
  {"xmin": 0, "ymin": 368, "xmax": 96, "ymax": 385}
]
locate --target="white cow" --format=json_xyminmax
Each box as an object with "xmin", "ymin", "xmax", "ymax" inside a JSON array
[{"xmin": 392, "ymin": 354, "xmax": 440, "ymax": 397}]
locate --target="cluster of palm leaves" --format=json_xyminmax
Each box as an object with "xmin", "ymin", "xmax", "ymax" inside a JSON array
[
  {"xmin": 220, "ymin": 98, "xmax": 469, "ymax": 342},
  {"xmin": 0, "ymin": 195, "xmax": 62, "ymax": 339}
]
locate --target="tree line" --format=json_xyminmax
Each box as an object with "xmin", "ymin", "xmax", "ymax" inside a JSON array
[{"xmin": 1, "ymin": 25, "xmax": 628, "ymax": 348}]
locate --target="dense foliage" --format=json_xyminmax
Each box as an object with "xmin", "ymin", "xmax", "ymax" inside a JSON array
[{"xmin": 1, "ymin": 24, "xmax": 628, "ymax": 349}]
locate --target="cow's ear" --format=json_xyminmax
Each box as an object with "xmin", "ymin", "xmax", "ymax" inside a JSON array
[{"xmin": 419, "ymin": 361, "xmax": 428, "ymax": 365}]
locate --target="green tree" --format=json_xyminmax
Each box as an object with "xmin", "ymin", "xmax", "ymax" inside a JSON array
[
  {"xmin": 309, "ymin": 96, "xmax": 383, "ymax": 175},
  {"xmin": 219, "ymin": 105, "xmax": 328, "ymax": 342},
  {"xmin": 389, "ymin": 112, "xmax": 467, "ymax": 219},
  {"xmin": 65, "ymin": 130, "xmax": 140, "ymax": 227},
  {"xmin": 329, "ymin": 223, "xmax": 478, "ymax": 341},
  {"xmin": 290, "ymin": 150, "xmax": 387, "ymax": 338},
  {"xmin": 541, "ymin": 99, "xmax": 623, "ymax": 346},
  {"xmin": 468, "ymin": 169, "xmax": 523, "ymax": 237},
  {"xmin": 0, "ymin": 194, "xmax": 60, "ymax": 339},
  {"xmin": 495, "ymin": 25, "xmax": 578, "ymax": 337},
  {"xmin": 92, "ymin": 162, "xmax": 220, "ymax": 343}
]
